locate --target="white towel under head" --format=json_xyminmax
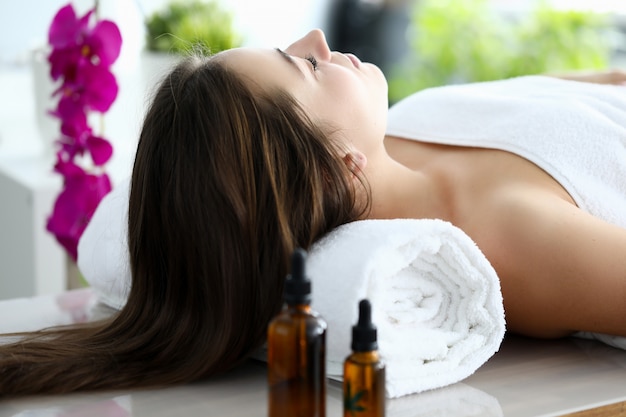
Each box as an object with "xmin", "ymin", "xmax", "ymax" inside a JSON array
[
  {"xmin": 307, "ymin": 218, "xmax": 505, "ymax": 398},
  {"xmin": 78, "ymin": 183, "xmax": 505, "ymax": 397},
  {"xmin": 77, "ymin": 179, "xmax": 131, "ymax": 311}
]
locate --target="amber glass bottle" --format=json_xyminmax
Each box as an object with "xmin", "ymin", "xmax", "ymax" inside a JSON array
[
  {"xmin": 343, "ymin": 299, "xmax": 385, "ymax": 417},
  {"xmin": 268, "ymin": 248, "xmax": 327, "ymax": 417}
]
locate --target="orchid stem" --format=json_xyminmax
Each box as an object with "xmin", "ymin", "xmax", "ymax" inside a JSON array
[{"xmin": 99, "ymin": 114, "xmax": 105, "ymax": 137}]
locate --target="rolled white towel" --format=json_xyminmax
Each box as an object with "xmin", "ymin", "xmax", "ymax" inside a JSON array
[
  {"xmin": 307, "ymin": 219, "xmax": 506, "ymax": 398},
  {"xmin": 77, "ymin": 179, "xmax": 131, "ymax": 310},
  {"xmin": 78, "ymin": 178, "xmax": 507, "ymax": 397}
]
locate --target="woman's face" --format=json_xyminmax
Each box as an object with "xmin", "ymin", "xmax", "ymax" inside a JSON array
[{"xmin": 219, "ymin": 29, "xmax": 389, "ymax": 157}]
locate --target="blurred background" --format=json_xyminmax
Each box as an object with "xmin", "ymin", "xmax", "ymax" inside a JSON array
[
  {"xmin": 1, "ymin": 0, "xmax": 626, "ymax": 299},
  {"xmin": 3, "ymin": 0, "xmax": 626, "ymax": 153},
  {"xmin": 2, "ymin": 0, "xmax": 626, "ymax": 156}
]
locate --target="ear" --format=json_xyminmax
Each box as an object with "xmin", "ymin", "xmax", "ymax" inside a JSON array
[{"xmin": 342, "ymin": 150, "xmax": 367, "ymax": 174}]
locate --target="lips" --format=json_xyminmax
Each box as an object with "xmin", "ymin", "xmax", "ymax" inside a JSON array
[{"xmin": 345, "ymin": 53, "xmax": 361, "ymax": 69}]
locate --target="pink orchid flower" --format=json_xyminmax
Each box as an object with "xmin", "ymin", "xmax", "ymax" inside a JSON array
[
  {"xmin": 46, "ymin": 3, "xmax": 121, "ymax": 261},
  {"xmin": 53, "ymin": 50, "xmax": 119, "ymax": 116},
  {"xmin": 48, "ymin": 4, "xmax": 122, "ymax": 72},
  {"xmin": 57, "ymin": 111, "xmax": 113, "ymax": 166},
  {"xmin": 47, "ymin": 169, "xmax": 112, "ymax": 262}
]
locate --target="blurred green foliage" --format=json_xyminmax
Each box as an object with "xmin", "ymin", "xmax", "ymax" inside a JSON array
[
  {"xmin": 145, "ymin": 0, "xmax": 241, "ymax": 54},
  {"xmin": 388, "ymin": 0, "xmax": 611, "ymax": 102}
]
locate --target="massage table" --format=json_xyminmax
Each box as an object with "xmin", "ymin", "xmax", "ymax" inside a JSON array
[{"xmin": 0, "ymin": 288, "xmax": 625, "ymax": 417}]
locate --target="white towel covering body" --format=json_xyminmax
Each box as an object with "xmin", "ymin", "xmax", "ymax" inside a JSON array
[{"xmin": 387, "ymin": 75, "xmax": 626, "ymax": 229}]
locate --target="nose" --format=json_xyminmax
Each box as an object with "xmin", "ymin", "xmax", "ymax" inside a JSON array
[{"xmin": 285, "ymin": 29, "xmax": 332, "ymax": 62}]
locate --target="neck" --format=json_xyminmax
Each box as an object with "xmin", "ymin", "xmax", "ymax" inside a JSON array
[{"xmin": 363, "ymin": 151, "xmax": 452, "ymax": 222}]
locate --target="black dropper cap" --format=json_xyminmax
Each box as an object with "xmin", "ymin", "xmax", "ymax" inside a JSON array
[
  {"xmin": 283, "ymin": 248, "xmax": 312, "ymax": 305},
  {"xmin": 351, "ymin": 299, "xmax": 378, "ymax": 352}
]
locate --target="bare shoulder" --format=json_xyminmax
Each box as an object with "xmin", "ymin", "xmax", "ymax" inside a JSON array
[
  {"xmin": 473, "ymin": 186, "xmax": 626, "ymax": 338},
  {"xmin": 546, "ymin": 68, "xmax": 626, "ymax": 85},
  {"xmin": 491, "ymin": 187, "xmax": 626, "ymax": 283}
]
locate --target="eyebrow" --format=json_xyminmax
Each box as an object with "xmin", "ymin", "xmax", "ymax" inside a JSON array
[{"xmin": 275, "ymin": 48, "xmax": 304, "ymax": 79}]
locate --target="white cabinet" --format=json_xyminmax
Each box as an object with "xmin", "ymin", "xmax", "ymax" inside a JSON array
[{"xmin": 0, "ymin": 156, "xmax": 65, "ymax": 300}]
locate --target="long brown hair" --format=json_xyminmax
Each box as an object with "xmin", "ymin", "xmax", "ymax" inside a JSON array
[{"xmin": 0, "ymin": 54, "xmax": 367, "ymax": 396}]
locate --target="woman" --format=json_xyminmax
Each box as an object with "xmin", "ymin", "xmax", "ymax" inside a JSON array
[{"xmin": 1, "ymin": 29, "xmax": 625, "ymax": 396}]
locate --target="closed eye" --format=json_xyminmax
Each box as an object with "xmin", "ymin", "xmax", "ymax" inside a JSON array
[{"xmin": 305, "ymin": 54, "xmax": 318, "ymax": 71}]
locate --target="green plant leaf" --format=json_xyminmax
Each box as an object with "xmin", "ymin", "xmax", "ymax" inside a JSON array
[
  {"xmin": 344, "ymin": 381, "xmax": 368, "ymax": 416},
  {"xmin": 388, "ymin": 0, "xmax": 610, "ymax": 103},
  {"xmin": 145, "ymin": 0, "xmax": 242, "ymax": 54}
]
